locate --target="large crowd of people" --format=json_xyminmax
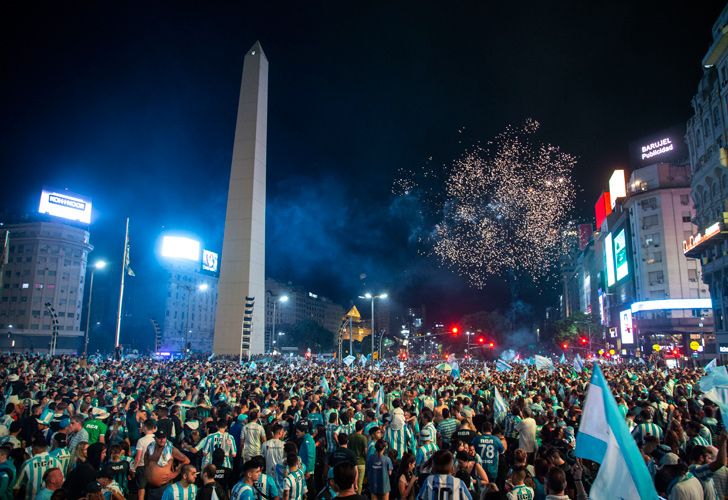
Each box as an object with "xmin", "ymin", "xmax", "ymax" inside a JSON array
[{"xmin": 0, "ymin": 353, "xmax": 723, "ymax": 499}]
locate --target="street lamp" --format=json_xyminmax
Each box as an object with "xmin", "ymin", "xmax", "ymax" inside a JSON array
[
  {"xmin": 267, "ymin": 293, "xmax": 289, "ymax": 353},
  {"xmin": 359, "ymin": 292, "xmax": 387, "ymax": 359},
  {"xmin": 183, "ymin": 282, "xmax": 209, "ymax": 353},
  {"xmin": 83, "ymin": 260, "xmax": 107, "ymax": 359}
]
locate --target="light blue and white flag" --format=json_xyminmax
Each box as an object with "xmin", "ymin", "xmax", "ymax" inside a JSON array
[
  {"xmin": 249, "ymin": 361, "xmax": 257, "ymax": 373},
  {"xmin": 534, "ymin": 355, "xmax": 554, "ymax": 372},
  {"xmin": 575, "ymin": 364, "xmax": 658, "ymax": 500},
  {"xmin": 559, "ymin": 353, "xmax": 566, "ymax": 364},
  {"xmin": 343, "ymin": 355, "xmax": 356, "ymax": 367},
  {"xmin": 493, "ymin": 388, "xmax": 508, "ymax": 425},
  {"xmin": 320, "ymin": 375, "xmax": 331, "ymax": 395},
  {"xmin": 374, "ymin": 385, "xmax": 385, "ymax": 417},
  {"xmin": 520, "ymin": 367, "xmax": 528, "ymax": 385},
  {"xmin": 359, "ymin": 354, "xmax": 368, "ymax": 367},
  {"xmin": 496, "ymin": 359, "xmax": 512, "ymax": 372},
  {"xmin": 574, "ymin": 354, "xmax": 585, "ymax": 373},
  {"xmin": 699, "ymin": 365, "xmax": 728, "ymax": 428},
  {"xmin": 451, "ymin": 361, "xmax": 460, "ymax": 379},
  {"xmin": 706, "ymin": 358, "xmax": 718, "ymax": 373}
]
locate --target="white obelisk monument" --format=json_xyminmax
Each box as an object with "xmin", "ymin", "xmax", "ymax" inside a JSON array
[{"xmin": 213, "ymin": 42, "xmax": 268, "ymax": 355}]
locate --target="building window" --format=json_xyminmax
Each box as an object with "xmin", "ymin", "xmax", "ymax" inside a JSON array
[
  {"xmin": 643, "ymin": 214, "xmax": 659, "ymax": 229},
  {"xmin": 680, "ymin": 194, "xmax": 690, "ymax": 206},
  {"xmin": 688, "ymin": 269, "xmax": 698, "ymax": 282},
  {"xmin": 682, "ymin": 215, "xmax": 692, "ymax": 223},
  {"xmin": 21, "ymin": 283, "xmax": 28, "ymax": 289},
  {"xmin": 640, "ymin": 198, "xmax": 657, "ymax": 210},
  {"xmin": 648, "ymin": 271, "xmax": 665, "ymax": 286}
]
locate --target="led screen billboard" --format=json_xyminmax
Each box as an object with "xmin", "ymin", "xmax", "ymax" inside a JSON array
[
  {"xmin": 161, "ymin": 236, "xmax": 200, "ymax": 261},
  {"xmin": 38, "ymin": 189, "xmax": 92, "ymax": 224},
  {"xmin": 605, "ymin": 233, "xmax": 615, "ymax": 287},
  {"xmin": 202, "ymin": 249, "xmax": 219, "ymax": 273},
  {"xmin": 620, "ymin": 309, "xmax": 634, "ymax": 344},
  {"xmin": 614, "ymin": 229, "xmax": 629, "ymax": 281},
  {"xmin": 628, "ymin": 125, "xmax": 686, "ymax": 168}
]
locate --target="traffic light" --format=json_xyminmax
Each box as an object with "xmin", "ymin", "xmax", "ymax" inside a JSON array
[
  {"xmin": 579, "ymin": 337, "xmax": 588, "ymax": 345},
  {"xmin": 451, "ymin": 326, "xmax": 459, "ymax": 335},
  {"xmin": 561, "ymin": 342, "xmax": 568, "ymax": 350},
  {"xmin": 488, "ymin": 341, "xmax": 495, "ymax": 348},
  {"xmin": 476, "ymin": 336, "xmax": 485, "ymax": 344}
]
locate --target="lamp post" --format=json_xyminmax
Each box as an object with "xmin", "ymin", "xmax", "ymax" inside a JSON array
[
  {"xmin": 83, "ymin": 260, "xmax": 107, "ymax": 359},
  {"xmin": 359, "ymin": 292, "xmax": 387, "ymax": 359},
  {"xmin": 466, "ymin": 331, "xmax": 473, "ymax": 357},
  {"xmin": 268, "ymin": 293, "xmax": 289, "ymax": 353},
  {"xmin": 183, "ymin": 282, "xmax": 209, "ymax": 354}
]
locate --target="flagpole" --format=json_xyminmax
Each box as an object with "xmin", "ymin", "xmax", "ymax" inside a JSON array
[{"xmin": 114, "ymin": 217, "xmax": 129, "ymax": 349}]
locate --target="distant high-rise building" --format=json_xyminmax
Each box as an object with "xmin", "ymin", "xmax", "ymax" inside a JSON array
[
  {"xmin": 160, "ymin": 259, "xmax": 218, "ymax": 352},
  {"xmin": 0, "ymin": 221, "xmax": 93, "ymax": 353}
]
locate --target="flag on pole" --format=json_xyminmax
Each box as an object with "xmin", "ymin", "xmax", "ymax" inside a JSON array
[
  {"xmin": 706, "ymin": 358, "xmax": 718, "ymax": 373},
  {"xmin": 575, "ymin": 364, "xmax": 658, "ymax": 500},
  {"xmin": 451, "ymin": 361, "xmax": 460, "ymax": 379},
  {"xmin": 124, "ymin": 237, "xmax": 135, "ymax": 277},
  {"xmin": 559, "ymin": 353, "xmax": 566, "ymax": 364},
  {"xmin": 320, "ymin": 375, "xmax": 331, "ymax": 395},
  {"xmin": 493, "ymin": 388, "xmax": 508, "ymax": 425},
  {"xmin": 374, "ymin": 384, "xmax": 385, "ymax": 417},
  {"xmin": 496, "ymin": 359, "xmax": 512, "ymax": 372},
  {"xmin": 574, "ymin": 354, "xmax": 585, "ymax": 373},
  {"xmin": 520, "ymin": 367, "xmax": 528, "ymax": 385}
]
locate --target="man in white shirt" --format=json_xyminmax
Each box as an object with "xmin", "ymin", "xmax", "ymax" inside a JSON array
[
  {"xmin": 241, "ymin": 410, "xmax": 266, "ymax": 463},
  {"xmin": 262, "ymin": 423, "xmax": 286, "ymax": 478},
  {"xmin": 515, "ymin": 409, "xmax": 537, "ymax": 462}
]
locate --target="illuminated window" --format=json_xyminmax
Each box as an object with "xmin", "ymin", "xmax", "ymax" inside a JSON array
[{"xmin": 21, "ymin": 283, "xmax": 28, "ymax": 289}]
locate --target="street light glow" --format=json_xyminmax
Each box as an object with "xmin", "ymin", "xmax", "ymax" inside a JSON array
[
  {"xmin": 279, "ymin": 295, "xmax": 289, "ymax": 303},
  {"xmin": 198, "ymin": 283, "xmax": 209, "ymax": 291},
  {"xmin": 364, "ymin": 292, "xmax": 372, "ymax": 299},
  {"xmin": 94, "ymin": 260, "xmax": 107, "ymax": 270},
  {"xmin": 380, "ymin": 293, "xmax": 388, "ymax": 299}
]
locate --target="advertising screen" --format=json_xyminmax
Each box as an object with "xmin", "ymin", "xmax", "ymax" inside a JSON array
[
  {"xmin": 38, "ymin": 189, "xmax": 92, "ymax": 224},
  {"xmin": 605, "ymin": 233, "xmax": 615, "ymax": 287},
  {"xmin": 620, "ymin": 309, "xmax": 634, "ymax": 344},
  {"xmin": 608, "ymin": 170, "xmax": 626, "ymax": 208},
  {"xmin": 628, "ymin": 125, "xmax": 687, "ymax": 167},
  {"xmin": 614, "ymin": 229, "xmax": 629, "ymax": 281},
  {"xmin": 161, "ymin": 236, "xmax": 200, "ymax": 261},
  {"xmin": 202, "ymin": 249, "xmax": 219, "ymax": 273}
]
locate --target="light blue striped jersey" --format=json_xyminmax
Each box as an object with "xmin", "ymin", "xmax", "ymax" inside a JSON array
[
  {"xmin": 631, "ymin": 422, "xmax": 663, "ymax": 444},
  {"xmin": 231, "ymin": 481, "xmax": 256, "ymax": 500},
  {"xmin": 416, "ymin": 474, "xmax": 472, "ymax": 500},
  {"xmin": 16, "ymin": 452, "xmax": 61, "ymax": 500},
  {"xmin": 256, "ymin": 473, "xmax": 280, "ymax": 500},
  {"xmin": 385, "ymin": 425, "xmax": 414, "ymax": 460},
  {"xmin": 161, "ymin": 482, "xmax": 197, "ymax": 500},
  {"xmin": 48, "ymin": 447, "xmax": 71, "ymax": 476},
  {"xmin": 325, "ymin": 424, "xmax": 340, "ymax": 453},
  {"xmin": 197, "ymin": 431, "xmax": 237, "ymax": 468},
  {"xmin": 415, "ymin": 443, "xmax": 439, "ymax": 470},
  {"xmin": 284, "ymin": 468, "xmax": 307, "ymax": 500}
]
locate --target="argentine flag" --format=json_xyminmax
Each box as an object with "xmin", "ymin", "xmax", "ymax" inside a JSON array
[
  {"xmin": 559, "ymin": 353, "xmax": 566, "ymax": 364},
  {"xmin": 493, "ymin": 388, "xmax": 508, "ymax": 425},
  {"xmin": 574, "ymin": 354, "xmax": 585, "ymax": 373},
  {"xmin": 496, "ymin": 359, "xmax": 512, "ymax": 372},
  {"xmin": 320, "ymin": 375, "xmax": 331, "ymax": 395},
  {"xmin": 575, "ymin": 364, "xmax": 658, "ymax": 500},
  {"xmin": 706, "ymin": 358, "xmax": 718, "ymax": 373},
  {"xmin": 534, "ymin": 354, "xmax": 554, "ymax": 372}
]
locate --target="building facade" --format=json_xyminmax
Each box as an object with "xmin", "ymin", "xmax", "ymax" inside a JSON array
[
  {"xmin": 686, "ymin": 4, "xmax": 728, "ymax": 353},
  {"xmin": 161, "ymin": 259, "xmax": 218, "ymax": 353},
  {"xmin": 265, "ymin": 278, "xmax": 344, "ymax": 352},
  {"xmin": 0, "ymin": 221, "xmax": 93, "ymax": 353}
]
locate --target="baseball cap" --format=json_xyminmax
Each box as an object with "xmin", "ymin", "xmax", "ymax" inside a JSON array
[{"xmin": 154, "ymin": 430, "xmax": 167, "ymax": 439}]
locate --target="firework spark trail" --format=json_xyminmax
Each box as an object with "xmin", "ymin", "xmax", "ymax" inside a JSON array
[{"xmin": 396, "ymin": 119, "xmax": 576, "ymax": 287}]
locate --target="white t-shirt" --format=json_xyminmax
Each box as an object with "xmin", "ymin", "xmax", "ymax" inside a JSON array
[
  {"xmin": 669, "ymin": 476, "xmax": 705, "ymax": 500},
  {"xmin": 516, "ymin": 418, "xmax": 537, "ymax": 453},
  {"xmin": 135, "ymin": 433, "xmax": 156, "ymax": 469}
]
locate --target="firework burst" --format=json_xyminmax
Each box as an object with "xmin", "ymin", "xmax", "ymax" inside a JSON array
[{"xmin": 398, "ymin": 119, "xmax": 577, "ymax": 287}]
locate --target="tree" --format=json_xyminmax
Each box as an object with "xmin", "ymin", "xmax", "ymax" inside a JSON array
[{"xmin": 554, "ymin": 311, "xmax": 596, "ymax": 344}]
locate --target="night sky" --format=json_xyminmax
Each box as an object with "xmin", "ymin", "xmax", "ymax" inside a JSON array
[{"xmin": 0, "ymin": 2, "xmax": 724, "ymax": 349}]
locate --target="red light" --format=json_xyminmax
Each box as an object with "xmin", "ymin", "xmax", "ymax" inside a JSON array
[
  {"xmin": 477, "ymin": 336, "xmax": 485, "ymax": 344},
  {"xmin": 451, "ymin": 327, "xmax": 459, "ymax": 334},
  {"xmin": 561, "ymin": 342, "xmax": 568, "ymax": 350},
  {"xmin": 580, "ymin": 337, "xmax": 587, "ymax": 345},
  {"xmin": 488, "ymin": 342, "xmax": 495, "ymax": 348}
]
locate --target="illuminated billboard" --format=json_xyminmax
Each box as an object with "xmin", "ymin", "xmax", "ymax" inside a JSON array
[
  {"xmin": 614, "ymin": 229, "xmax": 629, "ymax": 281},
  {"xmin": 594, "ymin": 192, "xmax": 612, "ymax": 229},
  {"xmin": 202, "ymin": 249, "xmax": 219, "ymax": 273},
  {"xmin": 38, "ymin": 189, "xmax": 92, "ymax": 224},
  {"xmin": 161, "ymin": 236, "xmax": 200, "ymax": 261},
  {"xmin": 620, "ymin": 309, "xmax": 634, "ymax": 344},
  {"xmin": 605, "ymin": 233, "xmax": 615, "ymax": 287},
  {"xmin": 608, "ymin": 170, "xmax": 626, "ymax": 208},
  {"xmin": 629, "ymin": 125, "xmax": 686, "ymax": 167}
]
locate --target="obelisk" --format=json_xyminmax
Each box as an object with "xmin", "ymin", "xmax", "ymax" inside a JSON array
[{"xmin": 213, "ymin": 42, "xmax": 267, "ymax": 355}]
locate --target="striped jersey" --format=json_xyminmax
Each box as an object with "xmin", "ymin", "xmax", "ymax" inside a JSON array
[
  {"xmin": 256, "ymin": 473, "xmax": 280, "ymax": 500},
  {"xmin": 197, "ymin": 431, "xmax": 237, "ymax": 468},
  {"xmin": 231, "ymin": 481, "xmax": 256, "ymax": 500},
  {"xmin": 338, "ymin": 422, "xmax": 355, "ymax": 436},
  {"xmin": 631, "ymin": 422, "xmax": 664, "ymax": 444},
  {"xmin": 506, "ymin": 485, "xmax": 535, "ymax": 500},
  {"xmin": 503, "ymin": 415, "xmax": 521, "ymax": 440},
  {"xmin": 161, "ymin": 482, "xmax": 198, "ymax": 500},
  {"xmin": 16, "ymin": 452, "xmax": 61, "ymax": 500},
  {"xmin": 48, "ymin": 447, "xmax": 71, "ymax": 476},
  {"xmin": 284, "ymin": 468, "xmax": 307, "ymax": 500},
  {"xmin": 106, "ymin": 459, "xmax": 131, "ymax": 494},
  {"xmin": 416, "ymin": 474, "xmax": 472, "ymax": 500},
  {"xmin": 415, "ymin": 443, "xmax": 439, "ymax": 470},
  {"xmin": 325, "ymin": 424, "xmax": 339, "ymax": 453},
  {"xmin": 385, "ymin": 425, "xmax": 414, "ymax": 460},
  {"xmin": 690, "ymin": 435, "xmax": 711, "ymax": 448}
]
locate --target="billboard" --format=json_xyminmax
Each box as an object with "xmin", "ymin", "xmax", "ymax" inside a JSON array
[
  {"xmin": 614, "ymin": 229, "xmax": 629, "ymax": 281},
  {"xmin": 202, "ymin": 249, "xmax": 219, "ymax": 273},
  {"xmin": 594, "ymin": 192, "xmax": 612, "ymax": 229},
  {"xmin": 38, "ymin": 189, "xmax": 92, "ymax": 224},
  {"xmin": 629, "ymin": 125, "xmax": 687, "ymax": 167},
  {"xmin": 578, "ymin": 224, "xmax": 593, "ymax": 250},
  {"xmin": 161, "ymin": 236, "xmax": 200, "ymax": 261},
  {"xmin": 605, "ymin": 232, "xmax": 615, "ymax": 287},
  {"xmin": 620, "ymin": 309, "xmax": 634, "ymax": 344},
  {"xmin": 608, "ymin": 170, "xmax": 626, "ymax": 208}
]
